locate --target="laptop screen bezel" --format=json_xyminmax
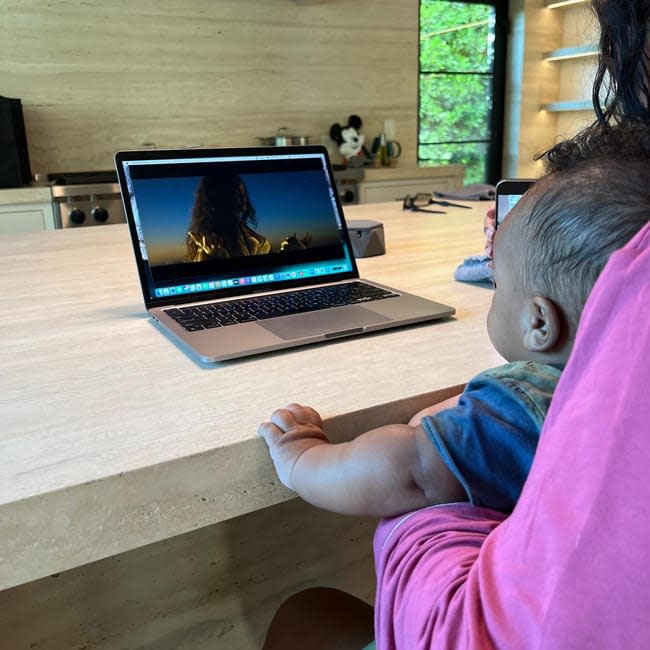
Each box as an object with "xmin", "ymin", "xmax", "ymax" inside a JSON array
[{"xmin": 114, "ymin": 144, "xmax": 362, "ymax": 310}]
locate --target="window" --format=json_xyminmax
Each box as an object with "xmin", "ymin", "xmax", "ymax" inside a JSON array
[{"xmin": 419, "ymin": 0, "xmax": 508, "ymax": 184}]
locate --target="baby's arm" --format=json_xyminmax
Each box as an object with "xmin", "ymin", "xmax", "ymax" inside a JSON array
[
  {"xmin": 409, "ymin": 394, "xmax": 461, "ymax": 426},
  {"xmin": 258, "ymin": 403, "xmax": 466, "ymax": 517}
]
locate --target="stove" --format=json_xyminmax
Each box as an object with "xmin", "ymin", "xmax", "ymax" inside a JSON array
[
  {"xmin": 48, "ymin": 165, "xmax": 361, "ymax": 229},
  {"xmin": 50, "ymin": 171, "xmax": 125, "ymax": 228}
]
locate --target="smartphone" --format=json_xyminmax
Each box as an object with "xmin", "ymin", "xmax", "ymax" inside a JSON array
[{"xmin": 495, "ymin": 179, "xmax": 535, "ymax": 228}]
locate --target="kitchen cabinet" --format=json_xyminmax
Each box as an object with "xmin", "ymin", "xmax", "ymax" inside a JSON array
[
  {"xmin": 0, "ymin": 187, "xmax": 57, "ymax": 234},
  {"xmin": 357, "ymin": 164, "xmax": 465, "ymax": 204}
]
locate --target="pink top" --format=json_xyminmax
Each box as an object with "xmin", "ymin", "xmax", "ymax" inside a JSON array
[{"xmin": 374, "ymin": 221, "xmax": 650, "ymax": 649}]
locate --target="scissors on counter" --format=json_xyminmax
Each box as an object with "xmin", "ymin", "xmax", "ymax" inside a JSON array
[{"xmin": 402, "ymin": 192, "xmax": 472, "ymax": 213}]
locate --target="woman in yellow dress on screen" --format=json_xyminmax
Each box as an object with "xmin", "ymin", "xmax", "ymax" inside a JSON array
[{"xmin": 185, "ymin": 173, "xmax": 272, "ymax": 261}]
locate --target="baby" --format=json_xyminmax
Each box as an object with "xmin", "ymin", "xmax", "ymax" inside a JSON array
[{"xmin": 259, "ymin": 124, "xmax": 650, "ymax": 517}]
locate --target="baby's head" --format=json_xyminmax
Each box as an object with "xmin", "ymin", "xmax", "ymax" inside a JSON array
[{"xmin": 488, "ymin": 122, "xmax": 650, "ymax": 364}]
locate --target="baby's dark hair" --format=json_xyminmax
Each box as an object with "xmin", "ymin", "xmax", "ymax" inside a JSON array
[
  {"xmin": 511, "ymin": 0, "xmax": 650, "ymax": 333},
  {"xmin": 519, "ymin": 122, "xmax": 650, "ymax": 333}
]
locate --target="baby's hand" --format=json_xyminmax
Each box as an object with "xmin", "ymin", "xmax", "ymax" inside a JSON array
[{"xmin": 258, "ymin": 403, "xmax": 329, "ymax": 490}]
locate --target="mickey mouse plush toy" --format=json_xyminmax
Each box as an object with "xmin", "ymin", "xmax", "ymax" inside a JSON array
[{"xmin": 329, "ymin": 114, "xmax": 369, "ymax": 165}]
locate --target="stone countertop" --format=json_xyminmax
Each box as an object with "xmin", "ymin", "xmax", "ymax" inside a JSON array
[{"xmin": 0, "ymin": 200, "xmax": 499, "ymax": 590}]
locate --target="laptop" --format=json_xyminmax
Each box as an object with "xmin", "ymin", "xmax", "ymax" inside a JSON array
[{"xmin": 114, "ymin": 145, "xmax": 455, "ymax": 362}]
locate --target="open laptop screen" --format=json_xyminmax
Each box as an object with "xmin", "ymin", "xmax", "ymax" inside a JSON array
[{"xmin": 116, "ymin": 148, "xmax": 359, "ymax": 307}]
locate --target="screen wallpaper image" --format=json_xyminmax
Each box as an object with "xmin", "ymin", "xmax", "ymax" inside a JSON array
[
  {"xmin": 132, "ymin": 170, "xmax": 343, "ymax": 268},
  {"xmin": 497, "ymin": 193, "xmax": 524, "ymax": 226}
]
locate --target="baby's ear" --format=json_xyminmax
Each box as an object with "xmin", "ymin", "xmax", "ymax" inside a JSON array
[{"xmin": 522, "ymin": 296, "xmax": 561, "ymax": 352}]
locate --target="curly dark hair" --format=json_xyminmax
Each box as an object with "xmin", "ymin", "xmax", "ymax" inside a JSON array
[
  {"xmin": 185, "ymin": 173, "xmax": 257, "ymax": 260},
  {"xmin": 591, "ymin": 0, "xmax": 650, "ymax": 125}
]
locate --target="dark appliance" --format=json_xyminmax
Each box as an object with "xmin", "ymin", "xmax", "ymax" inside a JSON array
[
  {"xmin": 49, "ymin": 171, "xmax": 126, "ymax": 228},
  {"xmin": 0, "ymin": 96, "xmax": 32, "ymax": 188}
]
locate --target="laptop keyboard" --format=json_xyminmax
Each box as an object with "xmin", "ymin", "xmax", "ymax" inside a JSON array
[{"xmin": 164, "ymin": 281, "xmax": 399, "ymax": 331}]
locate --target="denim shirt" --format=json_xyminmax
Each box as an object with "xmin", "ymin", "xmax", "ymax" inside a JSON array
[{"xmin": 421, "ymin": 361, "xmax": 562, "ymax": 513}]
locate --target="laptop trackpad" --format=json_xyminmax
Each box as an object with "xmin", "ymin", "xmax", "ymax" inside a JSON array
[{"xmin": 261, "ymin": 306, "xmax": 391, "ymax": 340}]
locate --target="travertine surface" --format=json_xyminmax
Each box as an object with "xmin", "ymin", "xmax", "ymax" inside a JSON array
[{"xmin": 0, "ymin": 201, "xmax": 502, "ymax": 590}]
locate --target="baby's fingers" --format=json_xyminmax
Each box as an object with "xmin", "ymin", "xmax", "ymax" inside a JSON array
[
  {"xmin": 260, "ymin": 406, "xmax": 328, "ymax": 445},
  {"xmin": 257, "ymin": 421, "xmax": 283, "ymax": 447},
  {"xmin": 283, "ymin": 402, "xmax": 323, "ymax": 426},
  {"xmin": 269, "ymin": 407, "xmax": 301, "ymax": 432}
]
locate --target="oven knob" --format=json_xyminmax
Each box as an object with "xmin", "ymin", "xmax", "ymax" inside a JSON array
[
  {"xmin": 69, "ymin": 208, "xmax": 86, "ymax": 225},
  {"xmin": 92, "ymin": 207, "xmax": 109, "ymax": 223}
]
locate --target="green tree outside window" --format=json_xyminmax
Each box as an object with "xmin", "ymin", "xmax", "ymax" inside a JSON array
[{"xmin": 419, "ymin": 0, "xmax": 506, "ymax": 184}]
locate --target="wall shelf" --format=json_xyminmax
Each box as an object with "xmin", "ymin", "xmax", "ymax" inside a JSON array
[
  {"xmin": 543, "ymin": 44, "xmax": 598, "ymax": 61},
  {"xmin": 541, "ymin": 100, "xmax": 592, "ymax": 112},
  {"xmin": 545, "ymin": 0, "xmax": 589, "ymax": 8}
]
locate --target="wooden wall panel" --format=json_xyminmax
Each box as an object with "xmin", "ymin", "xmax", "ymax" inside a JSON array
[
  {"xmin": 0, "ymin": 0, "xmax": 419, "ymax": 173},
  {"xmin": 556, "ymin": 110, "xmax": 593, "ymax": 141},
  {"xmin": 516, "ymin": 0, "xmax": 563, "ymax": 178},
  {"xmin": 507, "ymin": 1, "xmax": 600, "ymax": 178},
  {"xmin": 558, "ymin": 59, "xmax": 596, "ymax": 102},
  {"xmin": 562, "ymin": 3, "xmax": 598, "ymax": 45}
]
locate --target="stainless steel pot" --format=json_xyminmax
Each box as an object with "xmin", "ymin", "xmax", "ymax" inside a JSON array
[{"xmin": 257, "ymin": 127, "xmax": 312, "ymax": 146}]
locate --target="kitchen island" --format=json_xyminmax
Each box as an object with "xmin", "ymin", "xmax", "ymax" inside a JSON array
[{"xmin": 0, "ymin": 200, "xmax": 502, "ymax": 649}]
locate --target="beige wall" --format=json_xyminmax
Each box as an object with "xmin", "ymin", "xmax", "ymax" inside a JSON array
[
  {"xmin": 1, "ymin": 0, "xmax": 420, "ymax": 173},
  {"xmin": 555, "ymin": 3, "xmax": 598, "ymax": 138},
  {"xmin": 1, "ymin": 0, "xmax": 600, "ymax": 180},
  {"xmin": 506, "ymin": 0, "xmax": 563, "ymax": 178}
]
